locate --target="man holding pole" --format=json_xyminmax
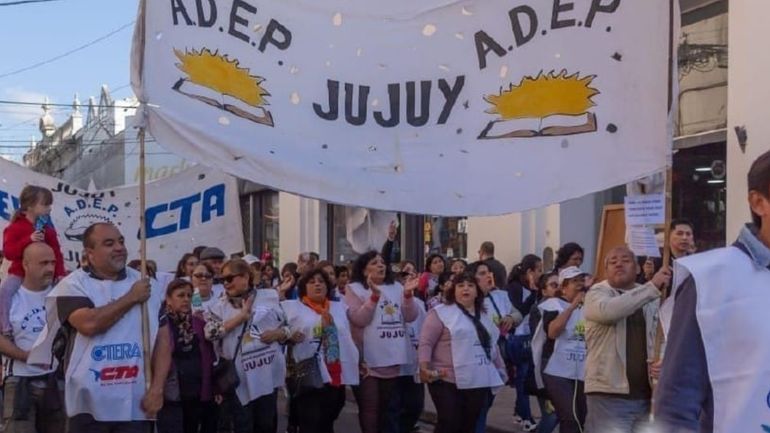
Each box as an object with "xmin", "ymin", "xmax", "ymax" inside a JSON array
[
  {"xmin": 28, "ymin": 222, "xmax": 171, "ymax": 433},
  {"xmin": 655, "ymin": 150, "xmax": 770, "ymax": 433},
  {"xmin": 582, "ymin": 246, "xmax": 671, "ymax": 432}
]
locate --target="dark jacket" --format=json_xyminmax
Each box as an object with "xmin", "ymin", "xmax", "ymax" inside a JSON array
[
  {"xmin": 505, "ymin": 281, "xmax": 537, "ymax": 318},
  {"xmin": 484, "ymin": 257, "xmax": 507, "ymax": 291},
  {"xmin": 165, "ymin": 315, "xmax": 216, "ymax": 402}
]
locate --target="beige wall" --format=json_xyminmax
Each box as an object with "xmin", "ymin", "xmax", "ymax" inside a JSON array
[
  {"xmin": 278, "ymin": 193, "xmax": 300, "ymax": 267},
  {"xmin": 726, "ymin": 0, "xmax": 770, "ymax": 240},
  {"xmin": 467, "ymin": 213, "xmax": 522, "ymax": 273}
]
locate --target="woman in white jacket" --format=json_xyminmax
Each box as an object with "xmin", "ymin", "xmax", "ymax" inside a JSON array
[
  {"xmin": 282, "ymin": 268, "xmax": 360, "ymax": 433},
  {"xmin": 204, "ymin": 259, "xmax": 290, "ymax": 433}
]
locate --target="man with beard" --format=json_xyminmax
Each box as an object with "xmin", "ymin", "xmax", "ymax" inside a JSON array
[{"xmin": 28, "ymin": 223, "xmax": 171, "ymax": 433}]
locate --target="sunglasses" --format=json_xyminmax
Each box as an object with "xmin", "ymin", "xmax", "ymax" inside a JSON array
[
  {"xmin": 193, "ymin": 273, "xmax": 212, "ymax": 280},
  {"xmin": 222, "ymin": 274, "xmax": 244, "ymax": 284}
]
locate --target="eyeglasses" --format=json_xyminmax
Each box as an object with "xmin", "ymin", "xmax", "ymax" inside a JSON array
[
  {"xmin": 222, "ymin": 274, "xmax": 244, "ymax": 284},
  {"xmin": 193, "ymin": 273, "xmax": 212, "ymax": 280}
]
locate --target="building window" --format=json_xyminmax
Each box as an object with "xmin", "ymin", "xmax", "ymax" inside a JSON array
[
  {"xmin": 329, "ymin": 205, "xmax": 358, "ymax": 264},
  {"xmin": 672, "ymin": 141, "xmax": 726, "ymax": 251},
  {"xmin": 240, "ymin": 190, "xmax": 280, "ymax": 264},
  {"xmin": 260, "ymin": 191, "xmax": 280, "ymax": 265},
  {"xmin": 424, "ymin": 216, "xmax": 468, "ymax": 259}
]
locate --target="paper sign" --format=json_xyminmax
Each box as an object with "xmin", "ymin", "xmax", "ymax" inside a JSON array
[
  {"xmin": 628, "ymin": 226, "xmax": 661, "ymax": 258},
  {"xmin": 624, "ymin": 194, "xmax": 666, "ymax": 226}
]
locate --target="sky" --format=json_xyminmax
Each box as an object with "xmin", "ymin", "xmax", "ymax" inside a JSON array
[{"xmin": 0, "ymin": 0, "xmax": 139, "ymax": 161}]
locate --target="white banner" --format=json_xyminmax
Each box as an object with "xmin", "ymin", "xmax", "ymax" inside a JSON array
[
  {"xmin": 132, "ymin": 0, "xmax": 673, "ymax": 216},
  {"xmin": 0, "ymin": 159, "xmax": 244, "ymax": 272}
]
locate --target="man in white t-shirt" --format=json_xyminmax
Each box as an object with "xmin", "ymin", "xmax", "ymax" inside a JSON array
[
  {"xmin": 27, "ymin": 223, "xmax": 171, "ymax": 433},
  {"xmin": 0, "ymin": 242, "xmax": 65, "ymax": 433}
]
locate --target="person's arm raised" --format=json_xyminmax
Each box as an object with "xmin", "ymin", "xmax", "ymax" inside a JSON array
[{"xmin": 67, "ymin": 278, "xmax": 151, "ymax": 337}]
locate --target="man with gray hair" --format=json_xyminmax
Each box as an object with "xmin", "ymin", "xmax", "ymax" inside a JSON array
[{"xmin": 583, "ymin": 246, "xmax": 670, "ymax": 432}]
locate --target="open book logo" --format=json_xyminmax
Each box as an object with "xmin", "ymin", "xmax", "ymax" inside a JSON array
[
  {"xmin": 173, "ymin": 48, "xmax": 274, "ymax": 127},
  {"xmin": 478, "ymin": 70, "xmax": 599, "ymax": 139}
]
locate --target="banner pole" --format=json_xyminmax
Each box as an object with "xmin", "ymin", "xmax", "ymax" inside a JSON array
[
  {"xmin": 139, "ymin": 127, "xmax": 152, "ymax": 391},
  {"xmin": 652, "ymin": 0, "xmax": 677, "ymax": 392}
]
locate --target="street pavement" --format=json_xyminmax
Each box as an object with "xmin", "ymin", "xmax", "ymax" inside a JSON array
[{"xmin": 276, "ymin": 386, "xmax": 541, "ymax": 433}]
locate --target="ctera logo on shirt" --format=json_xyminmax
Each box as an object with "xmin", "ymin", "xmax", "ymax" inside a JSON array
[
  {"xmin": 89, "ymin": 365, "xmax": 140, "ymax": 384},
  {"xmin": 91, "ymin": 343, "xmax": 142, "ymax": 362}
]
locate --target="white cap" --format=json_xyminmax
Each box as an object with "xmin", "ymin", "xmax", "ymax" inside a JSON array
[
  {"xmin": 242, "ymin": 254, "xmax": 260, "ymax": 265},
  {"xmin": 558, "ymin": 266, "xmax": 587, "ymax": 286}
]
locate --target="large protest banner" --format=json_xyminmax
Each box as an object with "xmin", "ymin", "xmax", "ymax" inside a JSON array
[
  {"xmin": 0, "ymin": 158, "xmax": 243, "ymax": 271},
  {"xmin": 132, "ymin": 0, "xmax": 673, "ymax": 216}
]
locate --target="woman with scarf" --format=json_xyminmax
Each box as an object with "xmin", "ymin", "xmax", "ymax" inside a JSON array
[
  {"xmin": 282, "ymin": 268, "xmax": 360, "ymax": 433},
  {"xmin": 344, "ymin": 251, "xmax": 420, "ymax": 433},
  {"xmin": 205, "ymin": 259, "xmax": 292, "ymax": 433},
  {"xmin": 418, "ymin": 271, "xmax": 507, "ymax": 433},
  {"xmin": 470, "ymin": 261, "xmax": 522, "ymax": 432},
  {"xmin": 158, "ymin": 279, "xmax": 218, "ymax": 433}
]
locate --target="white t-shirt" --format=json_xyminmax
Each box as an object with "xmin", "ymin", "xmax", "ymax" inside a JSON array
[{"xmin": 10, "ymin": 285, "xmax": 55, "ymax": 377}]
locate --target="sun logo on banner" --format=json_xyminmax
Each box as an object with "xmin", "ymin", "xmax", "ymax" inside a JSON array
[
  {"xmin": 478, "ymin": 70, "xmax": 599, "ymax": 139},
  {"xmin": 172, "ymin": 48, "xmax": 274, "ymax": 127}
]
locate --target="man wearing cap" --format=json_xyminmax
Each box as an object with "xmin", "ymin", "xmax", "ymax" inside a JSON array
[
  {"xmin": 199, "ymin": 247, "xmax": 226, "ymax": 301},
  {"xmin": 654, "ymin": 150, "xmax": 770, "ymax": 433},
  {"xmin": 582, "ymin": 246, "xmax": 671, "ymax": 433}
]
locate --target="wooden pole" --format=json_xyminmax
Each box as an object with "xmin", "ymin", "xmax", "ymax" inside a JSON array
[
  {"xmin": 652, "ymin": 0, "xmax": 677, "ymax": 382},
  {"xmin": 139, "ymin": 127, "xmax": 152, "ymax": 391}
]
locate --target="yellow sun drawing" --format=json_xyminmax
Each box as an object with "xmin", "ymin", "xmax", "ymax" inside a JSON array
[
  {"xmin": 172, "ymin": 48, "xmax": 274, "ymax": 126},
  {"xmin": 479, "ymin": 70, "xmax": 600, "ymax": 139},
  {"xmin": 383, "ymin": 305, "xmax": 398, "ymax": 315}
]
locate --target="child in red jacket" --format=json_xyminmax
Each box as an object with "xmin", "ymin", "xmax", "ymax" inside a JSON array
[{"xmin": 0, "ymin": 185, "xmax": 66, "ymax": 336}]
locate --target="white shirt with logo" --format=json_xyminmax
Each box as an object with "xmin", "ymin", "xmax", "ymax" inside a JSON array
[
  {"xmin": 208, "ymin": 289, "xmax": 286, "ymax": 404},
  {"xmin": 48, "ymin": 268, "xmax": 163, "ymax": 421},
  {"xmin": 348, "ymin": 282, "xmax": 411, "ymax": 368},
  {"xmin": 10, "ymin": 285, "xmax": 55, "ymax": 377}
]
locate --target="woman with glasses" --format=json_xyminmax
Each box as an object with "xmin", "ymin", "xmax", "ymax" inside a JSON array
[
  {"xmin": 282, "ymin": 268, "xmax": 360, "ymax": 433},
  {"xmin": 191, "ymin": 263, "xmax": 218, "ymax": 315},
  {"xmin": 205, "ymin": 259, "xmax": 291, "ymax": 433},
  {"xmin": 157, "ymin": 279, "xmax": 218, "ymax": 433},
  {"xmin": 344, "ymin": 251, "xmax": 420, "ymax": 433}
]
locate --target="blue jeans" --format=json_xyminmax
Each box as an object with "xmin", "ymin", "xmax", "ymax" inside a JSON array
[
  {"xmin": 474, "ymin": 390, "xmax": 494, "ymax": 433},
  {"xmin": 585, "ymin": 395, "xmax": 650, "ymax": 433},
  {"xmin": 536, "ymin": 397, "xmax": 559, "ymax": 433},
  {"xmin": 507, "ymin": 334, "xmax": 534, "ymax": 421}
]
